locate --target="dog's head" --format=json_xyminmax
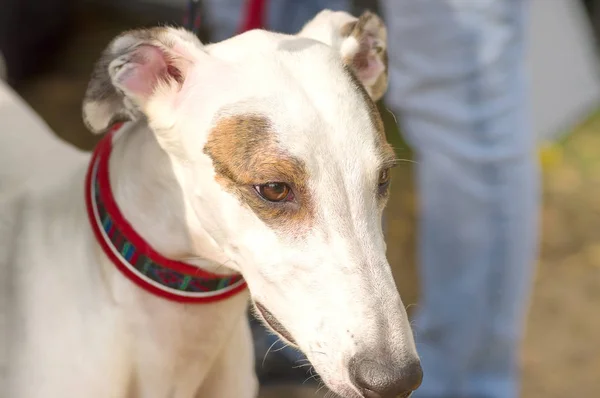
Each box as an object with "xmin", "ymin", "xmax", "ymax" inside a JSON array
[{"xmin": 83, "ymin": 10, "xmax": 420, "ymax": 398}]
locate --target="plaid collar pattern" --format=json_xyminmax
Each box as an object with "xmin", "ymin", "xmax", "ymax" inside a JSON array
[{"xmin": 85, "ymin": 123, "xmax": 247, "ymax": 303}]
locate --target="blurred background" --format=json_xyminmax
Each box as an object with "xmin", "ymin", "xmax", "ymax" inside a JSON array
[{"xmin": 1, "ymin": 0, "xmax": 599, "ymax": 397}]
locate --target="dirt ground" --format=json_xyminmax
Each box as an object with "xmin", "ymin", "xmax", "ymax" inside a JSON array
[{"xmin": 12, "ymin": 5, "xmax": 600, "ymax": 398}]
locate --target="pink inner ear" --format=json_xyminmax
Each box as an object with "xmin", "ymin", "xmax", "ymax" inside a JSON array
[
  {"xmin": 353, "ymin": 36, "xmax": 385, "ymax": 84},
  {"xmin": 116, "ymin": 45, "xmax": 178, "ymax": 98}
]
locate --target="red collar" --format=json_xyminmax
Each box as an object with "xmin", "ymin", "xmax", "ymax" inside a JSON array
[{"xmin": 84, "ymin": 123, "xmax": 247, "ymax": 303}]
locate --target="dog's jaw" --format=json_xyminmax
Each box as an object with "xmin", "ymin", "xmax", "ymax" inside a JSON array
[{"xmin": 253, "ymin": 301, "xmax": 297, "ymax": 346}]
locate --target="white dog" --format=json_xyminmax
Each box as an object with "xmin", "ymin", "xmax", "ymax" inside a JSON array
[{"xmin": 0, "ymin": 10, "xmax": 421, "ymax": 398}]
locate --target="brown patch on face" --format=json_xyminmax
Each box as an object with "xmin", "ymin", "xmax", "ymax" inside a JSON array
[{"xmin": 203, "ymin": 115, "xmax": 314, "ymax": 233}]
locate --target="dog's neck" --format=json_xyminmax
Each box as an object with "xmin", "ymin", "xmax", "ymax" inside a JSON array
[{"xmin": 106, "ymin": 122, "xmax": 236, "ymax": 275}]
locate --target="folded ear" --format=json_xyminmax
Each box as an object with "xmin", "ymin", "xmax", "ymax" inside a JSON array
[
  {"xmin": 299, "ymin": 10, "xmax": 388, "ymax": 101},
  {"xmin": 82, "ymin": 27, "xmax": 203, "ymax": 134}
]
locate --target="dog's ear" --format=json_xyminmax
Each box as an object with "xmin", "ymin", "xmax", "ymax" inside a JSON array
[
  {"xmin": 82, "ymin": 27, "xmax": 204, "ymax": 134},
  {"xmin": 299, "ymin": 10, "xmax": 388, "ymax": 101}
]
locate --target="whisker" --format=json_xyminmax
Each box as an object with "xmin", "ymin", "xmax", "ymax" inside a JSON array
[
  {"xmin": 303, "ymin": 371, "xmax": 320, "ymax": 385},
  {"xmin": 384, "ymin": 106, "xmax": 398, "ymax": 125},
  {"xmin": 391, "ymin": 157, "xmax": 418, "ymax": 166},
  {"xmin": 324, "ymin": 390, "xmax": 339, "ymax": 398},
  {"xmin": 272, "ymin": 342, "xmax": 292, "ymax": 352},
  {"xmin": 261, "ymin": 339, "xmax": 280, "ymax": 369},
  {"xmin": 315, "ymin": 382, "xmax": 328, "ymax": 395},
  {"xmin": 293, "ymin": 362, "xmax": 313, "ymax": 369}
]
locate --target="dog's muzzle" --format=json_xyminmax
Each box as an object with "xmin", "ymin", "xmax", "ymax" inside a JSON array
[{"xmin": 349, "ymin": 352, "xmax": 422, "ymax": 398}]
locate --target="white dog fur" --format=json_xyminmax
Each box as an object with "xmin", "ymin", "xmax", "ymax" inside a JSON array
[{"xmin": 0, "ymin": 10, "xmax": 420, "ymax": 398}]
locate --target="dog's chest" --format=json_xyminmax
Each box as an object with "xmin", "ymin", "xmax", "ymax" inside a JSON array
[{"xmin": 122, "ymin": 288, "xmax": 250, "ymax": 397}]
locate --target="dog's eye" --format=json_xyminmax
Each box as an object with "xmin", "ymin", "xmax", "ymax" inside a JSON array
[
  {"xmin": 378, "ymin": 168, "xmax": 391, "ymax": 192},
  {"xmin": 255, "ymin": 182, "xmax": 293, "ymax": 202}
]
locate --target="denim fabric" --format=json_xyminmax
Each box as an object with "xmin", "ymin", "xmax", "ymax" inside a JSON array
[{"xmin": 381, "ymin": 1, "xmax": 538, "ymax": 397}]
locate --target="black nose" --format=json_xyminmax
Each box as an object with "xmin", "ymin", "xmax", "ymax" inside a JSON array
[{"xmin": 349, "ymin": 354, "xmax": 423, "ymax": 398}]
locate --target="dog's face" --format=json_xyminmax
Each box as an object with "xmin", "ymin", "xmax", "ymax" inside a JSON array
[{"xmin": 83, "ymin": 10, "xmax": 420, "ymax": 398}]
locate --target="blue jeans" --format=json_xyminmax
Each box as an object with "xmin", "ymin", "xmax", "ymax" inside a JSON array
[
  {"xmin": 204, "ymin": 1, "xmax": 538, "ymax": 397},
  {"xmin": 382, "ymin": 1, "xmax": 538, "ymax": 397}
]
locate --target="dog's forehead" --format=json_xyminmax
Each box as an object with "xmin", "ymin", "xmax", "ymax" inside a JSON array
[
  {"xmin": 198, "ymin": 32, "xmax": 392, "ymax": 234},
  {"xmin": 200, "ymin": 32, "xmax": 388, "ymax": 168}
]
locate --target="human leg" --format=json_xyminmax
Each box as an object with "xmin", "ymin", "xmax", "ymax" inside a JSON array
[{"xmin": 380, "ymin": 0, "xmax": 538, "ymax": 396}]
